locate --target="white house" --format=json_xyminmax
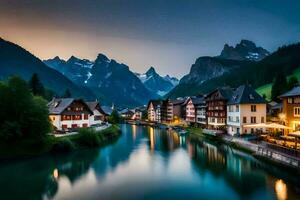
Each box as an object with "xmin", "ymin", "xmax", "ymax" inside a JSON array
[
  {"xmin": 48, "ymin": 98, "xmax": 93, "ymax": 131},
  {"xmin": 195, "ymin": 97, "xmax": 206, "ymax": 126},
  {"xmin": 227, "ymin": 85, "xmax": 267, "ymax": 136},
  {"xmin": 86, "ymin": 101, "xmax": 107, "ymax": 125},
  {"xmin": 147, "ymin": 100, "xmax": 162, "ymax": 122}
]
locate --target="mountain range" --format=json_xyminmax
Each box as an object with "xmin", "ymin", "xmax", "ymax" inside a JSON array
[
  {"xmin": 1, "ymin": 37, "xmax": 299, "ymax": 107},
  {"xmin": 44, "ymin": 54, "xmax": 178, "ymax": 107},
  {"xmin": 167, "ymin": 40, "xmax": 300, "ymax": 98},
  {"xmin": 0, "ymin": 37, "xmax": 95, "ymax": 99}
]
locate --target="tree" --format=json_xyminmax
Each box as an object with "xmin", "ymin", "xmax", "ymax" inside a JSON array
[
  {"xmin": 271, "ymin": 72, "xmax": 287, "ymax": 102},
  {"xmin": 63, "ymin": 89, "xmax": 72, "ymax": 98},
  {"xmin": 28, "ymin": 73, "xmax": 45, "ymax": 97},
  {"xmin": 0, "ymin": 76, "xmax": 51, "ymax": 142},
  {"xmin": 108, "ymin": 109, "xmax": 121, "ymax": 124},
  {"xmin": 287, "ymin": 76, "xmax": 298, "ymax": 91}
]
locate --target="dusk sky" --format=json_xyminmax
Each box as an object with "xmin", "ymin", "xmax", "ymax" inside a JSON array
[{"xmin": 0, "ymin": 0, "xmax": 300, "ymax": 78}]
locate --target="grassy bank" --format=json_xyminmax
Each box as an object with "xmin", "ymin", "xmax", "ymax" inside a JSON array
[{"xmin": 0, "ymin": 125, "xmax": 121, "ymax": 161}]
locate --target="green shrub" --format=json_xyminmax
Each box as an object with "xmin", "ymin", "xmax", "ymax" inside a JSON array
[
  {"xmin": 77, "ymin": 128, "xmax": 101, "ymax": 147},
  {"xmin": 51, "ymin": 138, "xmax": 75, "ymax": 153}
]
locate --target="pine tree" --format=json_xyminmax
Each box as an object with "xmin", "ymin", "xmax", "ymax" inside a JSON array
[
  {"xmin": 287, "ymin": 76, "xmax": 298, "ymax": 91},
  {"xmin": 63, "ymin": 89, "xmax": 72, "ymax": 98},
  {"xmin": 28, "ymin": 73, "xmax": 45, "ymax": 97},
  {"xmin": 271, "ymin": 72, "xmax": 287, "ymax": 101}
]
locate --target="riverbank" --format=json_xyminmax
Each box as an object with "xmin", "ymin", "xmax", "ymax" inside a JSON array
[
  {"xmin": 187, "ymin": 126, "xmax": 300, "ymax": 172},
  {"xmin": 0, "ymin": 125, "xmax": 121, "ymax": 161}
]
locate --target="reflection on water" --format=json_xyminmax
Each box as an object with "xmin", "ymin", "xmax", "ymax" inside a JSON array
[
  {"xmin": 275, "ymin": 179, "xmax": 287, "ymax": 200},
  {"xmin": 0, "ymin": 124, "xmax": 299, "ymax": 200}
]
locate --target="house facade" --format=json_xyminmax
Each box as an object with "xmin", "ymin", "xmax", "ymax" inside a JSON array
[
  {"xmin": 86, "ymin": 101, "xmax": 107, "ymax": 125},
  {"xmin": 161, "ymin": 99, "xmax": 186, "ymax": 123},
  {"xmin": 147, "ymin": 100, "xmax": 162, "ymax": 122},
  {"xmin": 132, "ymin": 109, "xmax": 143, "ymax": 120},
  {"xmin": 185, "ymin": 97, "xmax": 206, "ymax": 126},
  {"xmin": 48, "ymin": 98, "xmax": 93, "ymax": 131},
  {"xmin": 195, "ymin": 97, "xmax": 206, "ymax": 127},
  {"xmin": 227, "ymin": 85, "xmax": 267, "ymax": 136},
  {"xmin": 186, "ymin": 97, "xmax": 196, "ymax": 123},
  {"xmin": 279, "ymin": 85, "xmax": 300, "ymax": 133},
  {"xmin": 205, "ymin": 87, "xmax": 233, "ymax": 133}
]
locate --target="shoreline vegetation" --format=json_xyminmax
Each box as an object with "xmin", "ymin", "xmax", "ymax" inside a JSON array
[{"xmin": 0, "ymin": 125, "xmax": 121, "ymax": 161}]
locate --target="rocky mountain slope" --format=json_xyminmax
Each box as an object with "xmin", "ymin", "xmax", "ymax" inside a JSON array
[
  {"xmin": 45, "ymin": 54, "xmax": 156, "ymax": 107},
  {"xmin": 219, "ymin": 40, "xmax": 269, "ymax": 61},
  {"xmin": 0, "ymin": 38, "xmax": 95, "ymax": 99},
  {"xmin": 167, "ymin": 41, "xmax": 300, "ymax": 98},
  {"xmin": 135, "ymin": 67, "xmax": 178, "ymax": 96}
]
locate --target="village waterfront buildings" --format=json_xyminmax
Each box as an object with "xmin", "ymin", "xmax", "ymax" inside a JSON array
[
  {"xmin": 226, "ymin": 85, "xmax": 267, "ymax": 136},
  {"xmin": 146, "ymin": 84, "xmax": 272, "ymax": 136}
]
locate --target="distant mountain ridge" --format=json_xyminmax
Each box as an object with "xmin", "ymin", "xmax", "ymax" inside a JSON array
[
  {"xmin": 167, "ymin": 41, "xmax": 300, "ymax": 99},
  {"xmin": 0, "ymin": 38, "xmax": 95, "ymax": 99},
  {"xmin": 135, "ymin": 67, "xmax": 179, "ymax": 96},
  {"xmin": 219, "ymin": 39, "xmax": 269, "ymax": 61},
  {"xmin": 44, "ymin": 54, "xmax": 156, "ymax": 107}
]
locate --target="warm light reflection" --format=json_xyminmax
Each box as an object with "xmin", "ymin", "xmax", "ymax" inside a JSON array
[
  {"xmin": 53, "ymin": 168, "xmax": 59, "ymax": 179},
  {"xmin": 149, "ymin": 127, "xmax": 155, "ymax": 152},
  {"xmin": 132, "ymin": 125, "xmax": 137, "ymax": 140},
  {"xmin": 275, "ymin": 179, "xmax": 287, "ymax": 200}
]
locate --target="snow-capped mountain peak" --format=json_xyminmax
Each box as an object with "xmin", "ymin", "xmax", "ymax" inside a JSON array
[{"xmin": 136, "ymin": 66, "xmax": 179, "ymax": 97}]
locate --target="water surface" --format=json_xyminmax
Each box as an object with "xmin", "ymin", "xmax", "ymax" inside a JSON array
[{"xmin": 0, "ymin": 124, "xmax": 299, "ymax": 200}]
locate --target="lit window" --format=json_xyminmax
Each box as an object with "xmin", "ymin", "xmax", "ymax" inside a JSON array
[
  {"xmin": 288, "ymin": 98, "xmax": 293, "ymax": 104},
  {"xmin": 294, "ymin": 107, "xmax": 300, "ymax": 116}
]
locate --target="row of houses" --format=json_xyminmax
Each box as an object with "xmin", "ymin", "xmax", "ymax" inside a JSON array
[
  {"xmin": 48, "ymin": 98, "xmax": 144, "ymax": 131},
  {"xmin": 147, "ymin": 85, "xmax": 268, "ymax": 136}
]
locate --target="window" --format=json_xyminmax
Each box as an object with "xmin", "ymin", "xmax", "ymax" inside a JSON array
[
  {"xmin": 261, "ymin": 117, "xmax": 265, "ymax": 123},
  {"xmin": 243, "ymin": 117, "xmax": 247, "ymax": 123},
  {"xmin": 84, "ymin": 114, "xmax": 89, "ymax": 120},
  {"xmin": 295, "ymin": 97, "xmax": 300, "ymax": 104},
  {"xmin": 82, "ymin": 123, "xmax": 88, "ymax": 128},
  {"xmin": 71, "ymin": 124, "xmax": 78, "ymax": 128},
  {"xmin": 294, "ymin": 107, "xmax": 300, "ymax": 116},
  {"xmin": 236, "ymin": 117, "xmax": 239, "ymax": 123},
  {"xmin": 288, "ymin": 98, "xmax": 293, "ymax": 104},
  {"xmin": 251, "ymin": 117, "xmax": 256, "ymax": 124},
  {"xmin": 62, "ymin": 124, "xmax": 68, "ymax": 129},
  {"xmin": 251, "ymin": 105, "xmax": 256, "ymax": 112},
  {"xmin": 236, "ymin": 105, "xmax": 239, "ymax": 112}
]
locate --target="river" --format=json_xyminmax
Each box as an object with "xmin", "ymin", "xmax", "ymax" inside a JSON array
[{"xmin": 0, "ymin": 124, "xmax": 299, "ymax": 200}]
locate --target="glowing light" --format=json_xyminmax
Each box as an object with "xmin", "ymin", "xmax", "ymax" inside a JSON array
[
  {"xmin": 53, "ymin": 168, "xmax": 59, "ymax": 179},
  {"xmin": 149, "ymin": 127, "xmax": 155, "ymax": 151},
  {"xmin": 275, "ymin": 179, "xmax": 287, "ymax": 200}
]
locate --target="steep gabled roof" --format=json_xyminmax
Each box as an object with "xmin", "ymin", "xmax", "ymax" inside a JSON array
[
  {"xmin": 48, "ymin": 98, "xmax": 74, "ymax": 114},
  {"xmin": 228, "ymin": 85, "xmax": 267, "ymax": 105},
  {"xmin": 86, "ymin": 101, "xmax": 107, "ymax": 115},
  {"xmin": 147, "ymin": 100, "xmax": 162, "ymax": 110},
  {"xmin": 186, "ymin": 96, "xmax": 205, "ymax": 106},
  {"xmin": 205, "ymin": 87, "xmax": 234, "ymax": 101},
  {"xmin": 279, "ymin": 85, "xmax": 300, "ymax": 98},
  {"xmin": 171, "ymin": 98, "xmax": 186, "ymax": 105},
  {"xmin": 48, "ymin": 98, "xmax": 93, "ymax": 114}
]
